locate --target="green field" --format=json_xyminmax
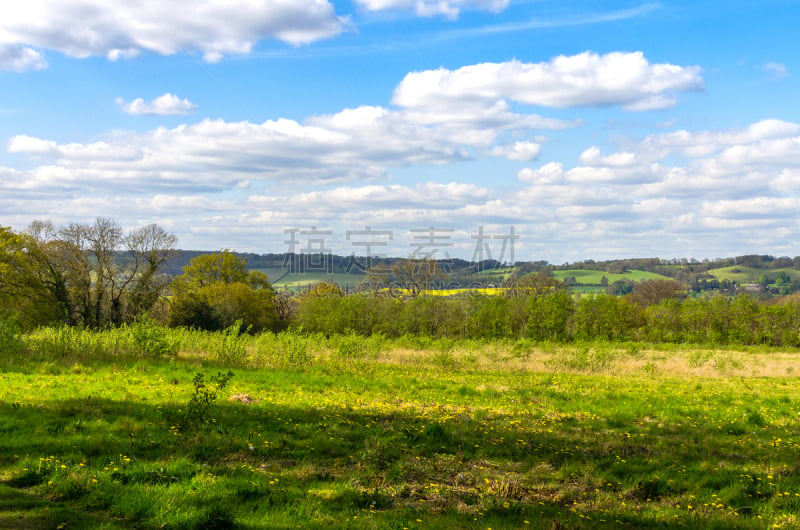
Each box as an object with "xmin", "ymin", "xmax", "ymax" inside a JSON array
[
  {"xmin": 706, "ymin": 266, "xmax": 800, "ymax": 284},
  {"xmin": 551, "ymin": 269, "xmax": 672, "ymax": 285},
  {"xmin": 258, "ymin": 272, "xmax": 365, "ymax": 292},
  {"xmin": 2, "ymin": 329, "xmax": 800, "ymax": 529}
]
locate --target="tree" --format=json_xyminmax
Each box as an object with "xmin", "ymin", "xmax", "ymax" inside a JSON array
[
  {"xmin": 0, "ymin": 226, "xmax": 62, "ymax": 327},
  {"xmin": 503, "ymin": 271, "xmax": 564, "ymax": 297},
  {"xmin": 168, "ymin": 251, "xmax": 277, "ymax": 333},
  {"xmin": 24, "ymin": 218, "xmax": 177, "ymax": 327},
  {"xmin": 363, "ymin": 258, "xmax": 446, "ymax": 296},
  {"xmin": 626, "ymin": 279, "xmax": 685, "ymax": 308}
]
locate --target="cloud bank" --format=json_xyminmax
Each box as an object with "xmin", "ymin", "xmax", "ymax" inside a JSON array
[
  {"xmin": 393, "ymin": 52, "xmax": 704, "ymax": 111},
  {"xmin": 0, "ymin": 0, "xmax": 347, "ymax": 63},
  {"xmin": 2, "ymin": 53, "xmax": 796, "ymax": 261}
]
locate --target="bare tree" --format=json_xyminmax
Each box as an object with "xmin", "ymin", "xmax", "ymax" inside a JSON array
[{"xmin": 25, "ymin": 218, "xmax": 177, "ymax": 327}]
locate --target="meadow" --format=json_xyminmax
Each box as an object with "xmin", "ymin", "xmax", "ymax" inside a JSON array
[
  {"xmin": 1, "ymin": 326, "xmax": 800, "ymax": 529},
  {"xmin": 550, "ymin": 270, "xmax": 672, "ymax": 285}
]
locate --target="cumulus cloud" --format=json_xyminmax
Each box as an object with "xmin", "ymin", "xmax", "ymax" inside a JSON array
[
  {"xmin": 0, "ymin": 0, "xmax": 347, "ymax": 62},
  {"xmin": 3, "ymin": 64, "xmax": 800, "ymax": 262},
  {"xmin": 0, "ymin": 44, "xmax": 47, "ymax": 71},
  {"xmin": 490, "ymin": 141, "xmax": 541, "ymax": 161},
  {"xmin": 393, "ymin": 52, "xmax": 703, "ymax": 112},
  {"xmin": 3, "ymin": 100, "xmax": 569, "ymax": 196},
  {"xmin": 354, "ymin": 0, "xmax": 508, "ymax": 18},
  {"xmin": 118, "ymin": 93, "xmax": 198, "ymax": 116},
  {"xmin": 0, "ymin": 110, "xmax": 495, "ymax": 192}
]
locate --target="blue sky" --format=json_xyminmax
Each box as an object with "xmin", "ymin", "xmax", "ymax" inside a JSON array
[{"xmin": 1, "ymin": 0, "xmax": 798, "ymax": 264}]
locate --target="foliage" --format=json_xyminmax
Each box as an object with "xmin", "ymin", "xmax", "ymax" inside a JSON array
[
  {"xmin": 626, "ymin": 278, "xmax": 686, "ymax": 307},
  {"xmin": 179, "ymin": 371, "xmax": 235, "ymax": 432},
  {"xmin": 253, "ymin": 328, "xmax": 314, "ymax": 368},
  {"xmin": 0, "ymin": 313, "xmax": 25, "ymax": 355},
  {"xmin": 168, "ymin": 251, "xmax": 277, "ymax": 333},
  {"xmin": 14, "ymin": 219, "xmax": 177, "ymax": 328},
  {"xmin": 171, "ymin": 250, "xmax": 268, "ymax": 294},
  {"xmin": 127, "ymin": 315, "xmax": 179, "ymax": 358},
  {"xmin": 215, "ymin": 320, "xmax": 249, "ymax": 366}
]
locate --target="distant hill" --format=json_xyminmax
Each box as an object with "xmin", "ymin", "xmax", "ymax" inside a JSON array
[{"xmin": 163, "ymin": 251, "xmax": 800, "ymax": 296}]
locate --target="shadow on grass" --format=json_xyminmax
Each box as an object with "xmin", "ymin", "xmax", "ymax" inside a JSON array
[{"xmin": 0, "ymin": 377, "xmax": 794, "ymax": 529}]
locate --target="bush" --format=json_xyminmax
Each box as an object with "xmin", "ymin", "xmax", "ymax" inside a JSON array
[
  {"xmin": 253, "ymin": 329, "xmax": 314, "ymax": 368},
  {"xmin": 128, "ymin": 316, "xmax": 179, "ymax": 358},
  {"xmin": 215, "ymin": 320, "xmax": 248, "ymax": 366},
  {"xmin": 0, "ymin": 313, "xmax": 25, "ymax": 355}
]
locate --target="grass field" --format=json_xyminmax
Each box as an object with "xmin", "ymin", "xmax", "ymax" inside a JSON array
[
  {"xmin": 266, "ymin": 272, "xmax": 365, "ymax": 292},
  {"xmin": 705, "ymin": 266, "xmax": 800, "ymax": 284},
  {"xmin": 551, "ymin": 270, "xmax": 672, "ymax": 285},
  {"xmin": 2, "ymin": 331, "xmax": 800, "ymax": 529}
]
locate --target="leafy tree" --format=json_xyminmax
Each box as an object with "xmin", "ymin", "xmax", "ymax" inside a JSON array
[
  {"xmin": 168, "ymin": 251, "xmax": 277, "ymax": 333},
  {"xmin": 503, "ymin": 271, "xmax": 564, "ymax": 297},
  {"xmin": 171, "ymin": 250, "xmax": 268, "ymax": 294},
  {"xmin": 526, "ymin": 290, "xmax": 575, "ymax": 341},
  {"xmin": 626, "ymin": 279, "xmax": 685, "ymax": 308},
  {"xmin": 0, "ymin": 227, "xmax": 61, "ymax": 327},
  {"xmin": 606, "ymin": 278, "xmax": 635, "ymax": 296},
  {"xmin": 364, "ymin": 258, "xmax": 446, "ymax": 296},
  {"xmin": 1, "ymin": 220, "xmax": 176, "ymax": 328}
]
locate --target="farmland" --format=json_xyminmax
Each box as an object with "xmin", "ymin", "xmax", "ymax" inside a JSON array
[
  {"xmin": 2, "ymin": 328, "xmax": 800, "ymax": 529},
  {"xmin": 550, "ymin": 269, "xmax": 672, "ymax": 285}
]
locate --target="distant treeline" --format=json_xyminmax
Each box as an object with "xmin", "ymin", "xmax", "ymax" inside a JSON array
[
  {"xmin": 5, "ymin": 219, "xmax": 800, "ymax": 349},
  {"xmin": 165, "ymin": 251, "xmax": 800, "ymax": 288},
  {"xmin": 295, "ymin": 289, "xmax": 800, "ymax": 348}
]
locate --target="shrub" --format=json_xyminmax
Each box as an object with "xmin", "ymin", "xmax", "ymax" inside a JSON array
[
  {"xmin": 215, "ymin": 320, "xmax": 248, "ymax": 366},
  {"xmin": 128, "ymin": 315, "xmax": 179, "ymax": 358},
  {"xmin": 0, "ymin": 313, "xmax": 25, "ymax": 355}
]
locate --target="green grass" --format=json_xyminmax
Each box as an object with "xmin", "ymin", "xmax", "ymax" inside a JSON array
[
  {"xmin": 251, "ymin": 267, "xmax": 289, "ymax": 283},
  {"xmin": 1, "ymin": 330, "xmax": 800, "ymax": 528},
  {"xmin": 551, "ymin": 269, "xmax": 672, "ymax": 285},
  {"xmin": 706, "ymin": 266, "xmax": 800, "ymax": 284},
  {"xmin": 272, "ymin": 272, "xmax": 364, "ymax": 292}
]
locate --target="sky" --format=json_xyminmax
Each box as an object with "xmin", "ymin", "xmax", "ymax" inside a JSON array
[{"xmin": 1, "ymin": 0, "xmax": 799, "ymax": 264}]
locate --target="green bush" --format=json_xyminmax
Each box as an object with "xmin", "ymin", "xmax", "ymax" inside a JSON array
[
  {"xmin": 0, "ymin": 313, "xmax": 25, "ymax": 355},
  {"xmin": 254, "ymin": 329, "xmax": 314, "ymax": 368},
  {"xmin": 128, "ymin": 316, "xmax": 179, "ymax": 358},
  {"xmin": 215, "ymin": 320, "xmax": 248, "ymax": 366}
]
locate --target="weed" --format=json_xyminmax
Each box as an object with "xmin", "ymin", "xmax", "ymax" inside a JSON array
[
  {"xmin": 216, "ymin": 321, "xmax": 248, "ymax": 366},
  {"xmin": 642, "ymin": 361, "xmax": 659, "ymax": 376},
  {"xmin": 545, "ymin": 344, "xmax": 616, "ymax": 372},
  {"xmin": 688, "ymin": 350, "xmax": 713, "ymax": 368},
  {"xmin": 128, "ymin": 315, "xmax": 179, "ymax": 358},
  {"xmin": 335, "ymin": 333, "xmax": 367, "ymax": 359},
  {"xmin": 179, "ymin": 371, "xmax": 235, "ymax": 432},
  {"xmin": 713, "ymin": 355, "xmax": 743, "ymax": 374},
  {"xmin": 431, "ymin": 350, "xmax": 459, "ymax": 369}
]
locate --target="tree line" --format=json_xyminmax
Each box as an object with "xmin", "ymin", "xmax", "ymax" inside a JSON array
[
  {"xmin": 4, "ymin": 219, "xmax": 800, "ymax": 348},
  {"xmin": 294, "ymin": 278, "xmax": 800, "ymax": 347}
]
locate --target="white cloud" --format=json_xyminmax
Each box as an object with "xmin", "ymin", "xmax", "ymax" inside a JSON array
[
  {"xmin": 0, "ymin": 44, "xmax": 47, "ymax": 71},
  {"xmin": 763, "ymin": 62, "xmax": 788, "ymax": 80},
  {"xmin": 0, "ymin": 0, "xmax": 347, "ymax": 62},
  {"xmin": 393, "ymin": 52, "xmax": 703, "ymax": 112},
  {"xmin": 118, "ymin": 93, "xmax": 198, "ymax": 116},
  {"xmin": 7, "ymin": 135, "xmax": 58, "ymax": 155},
  {"xmin": 490, "ymin": 141, "xmax": 541, "ymax": 161},
  {"xmin": 354, "ymin": 0, "xmax": 508, "ymax": 18},
  {"xmin": 3, "ymin": 106, "xmax": 506, "ymax": 192}
]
